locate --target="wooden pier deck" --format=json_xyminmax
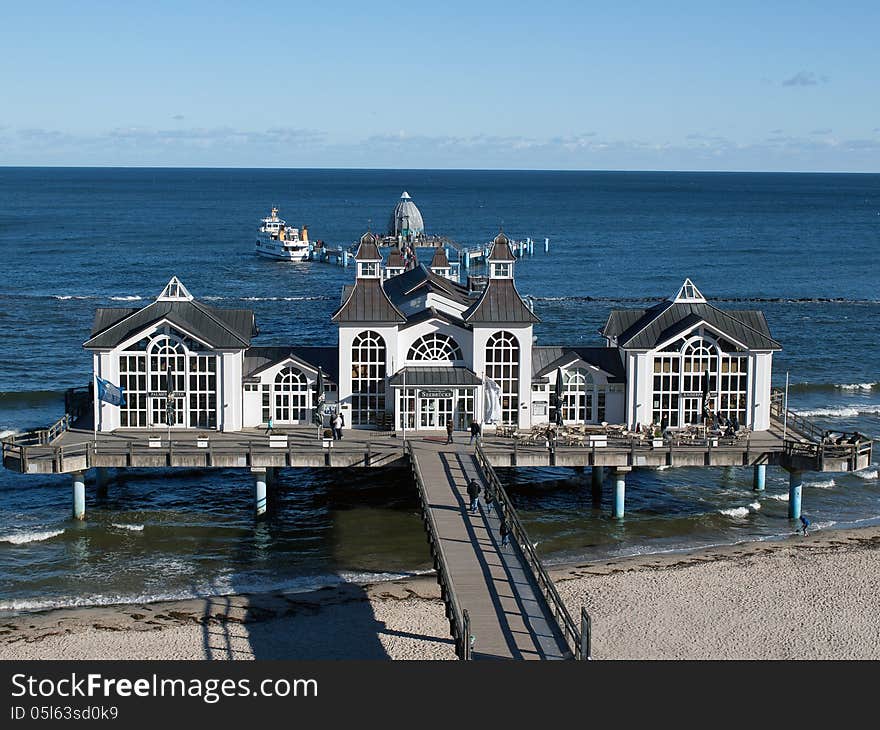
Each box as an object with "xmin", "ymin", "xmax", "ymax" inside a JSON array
[{"xmin": 408, "ymin": 440, "xmax": 572, "ymax": 660}]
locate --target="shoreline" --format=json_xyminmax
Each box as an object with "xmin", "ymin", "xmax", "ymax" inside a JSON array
[{"xmin": 3, "ymin": 523, "xmax": 880, "ymax": 660}]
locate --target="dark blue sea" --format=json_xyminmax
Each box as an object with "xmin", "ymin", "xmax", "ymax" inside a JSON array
[{"xmin": 1, "ymin": 168, "xmax": 878, "ymax": 613}]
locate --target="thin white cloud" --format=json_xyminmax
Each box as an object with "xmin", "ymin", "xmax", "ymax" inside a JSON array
[{"xmin": 782, "ymin": 71, "xmax": 829, "ymax": 87}]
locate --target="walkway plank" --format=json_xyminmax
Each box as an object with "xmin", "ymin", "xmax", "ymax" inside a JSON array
[{"xmin": 410, "ymin": 439, "xmax": 570, "ymax": 660}]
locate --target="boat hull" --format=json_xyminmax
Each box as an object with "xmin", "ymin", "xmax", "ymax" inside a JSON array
[{"xmin": 255, "ymin": 243, "xmax": 310, "ymax": 261}]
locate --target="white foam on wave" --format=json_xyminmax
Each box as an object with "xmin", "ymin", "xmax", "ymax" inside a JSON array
[
  {"xmin": 109, "ymin": 295, "xmax": 142, "ymax": 301},
  {"xmin": 0, "ymin": 568, "xmax": 438, "ymax": 614},
  {"xmin": 111, "ymin": 523, "xmax": 144, "ymax": 532},
  {"xmin": 767, "ymin": 492, "xmax": 790, "ymax": 502},
  {"xmin": 0, "ymin": 429, "xmax": 21, "ymax": 440},
  {"xmin": 794, "ymin": 405, "xmax": 880, "ymax": 418},
  {"xmin": 0, "ymin": 529, "xmax": 65, "ymax": 545},
  {"xmin": 836, "ymin": 383, "xmax": 879, "ymax": 391},
  {"xmin": 53, "ymin": 295, "xmax": 93, "ymax": 300},
  {"xmin": 854, "ymin": 468, "xmax": 878, "ymax": 480},
  {"xmin": 807, "ymin": 478, "xmax": 836, "ymax": 489},
  {"xmin": 748, "ymin": 501, "xmax": 761, "ymax": 511},
  {"xmin": 719, "ymin": 506, "xmax": 750, "ymax": 518}
]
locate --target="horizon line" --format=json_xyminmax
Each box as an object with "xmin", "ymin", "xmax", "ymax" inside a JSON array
[{"xmin": 1, "ymin": 164, "xmax": 878, "ymax": 175}]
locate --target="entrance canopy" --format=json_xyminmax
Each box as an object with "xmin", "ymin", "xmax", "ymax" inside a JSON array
[{"xmin": 389, "ymin": 367, "xmax": 482, "ymax": 387}]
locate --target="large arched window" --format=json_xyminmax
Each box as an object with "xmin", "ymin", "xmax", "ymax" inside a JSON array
[
  {"xmin": 651, "ymin": 336, "xmax": 744, "ymax": 428},
  {"xmin": 485, "ymin": 331, "xmax": 519, "ymax": 425},
  {"xmin": 407, "ymin": 333, "xmax": 463, "ymax": 363},
  {"xmin": 351, "ymin": 331, "xmax": 386, "ymax": 426},
  {"xmin": 274, "ymin": 366, "xmax": 310, "ymax": 422},
  {"xmin": 148, "ymin": 337, "xmax": 186, "ymax": 426},
  {"xmin": 563, "ymin": 368, "xmax": 593, "ymax": 422}
]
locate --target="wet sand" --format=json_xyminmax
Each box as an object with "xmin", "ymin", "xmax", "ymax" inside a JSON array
[{"xmin": 3, "ymin": 525, "xmax": 880, "ymax": 660}]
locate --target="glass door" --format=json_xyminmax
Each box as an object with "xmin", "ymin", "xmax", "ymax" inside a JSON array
[
  {"xmin": 419, "ymin": 397, "xmax": 454, "ymax": 429},
  {"xmin": 682, "ymin": 397, "xmax": 702, "ymax": 425}
]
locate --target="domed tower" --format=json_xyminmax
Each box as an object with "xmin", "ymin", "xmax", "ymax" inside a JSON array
[{"xmin": 387, "ymin": 191, "xmax": 425, "ymax": 239}]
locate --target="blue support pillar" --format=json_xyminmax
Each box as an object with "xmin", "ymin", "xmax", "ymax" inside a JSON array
[
  {"xmin": 253, "ymin": 469, "xmax": 268, "ymax": 517},
  {"xmin": 72, "ymin": 471, "xmax": 86, "ymax": 520},
  {"xmin": 788, "ymin": 470, "xmax": 802, "ymax": 520},
  {"xmin": 591, "ymin": 466, "xmax": 604, "ymax": 505},
  {"xmin": 613, "ymin": 468, "xmax": 629, "ymax": 519},
  {"xmin": 753, "ymin": 464, "xmax": 766, "ymax": 492}
]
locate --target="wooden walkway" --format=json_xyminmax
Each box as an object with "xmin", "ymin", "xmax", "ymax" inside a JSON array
[{"xmin": 409, "ymin": 439, "xmax": 571, "ymax": 660}]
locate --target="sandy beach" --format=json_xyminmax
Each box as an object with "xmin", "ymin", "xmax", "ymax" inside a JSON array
[{"xmin": 3, "ymin": 525, "xmax": 880, "ymax": 661}]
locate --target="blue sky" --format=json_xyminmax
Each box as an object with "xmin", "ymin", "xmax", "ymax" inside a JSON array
[{"xmin": 1, "ymin": 0, "xmax": 878, "ymax": 170}]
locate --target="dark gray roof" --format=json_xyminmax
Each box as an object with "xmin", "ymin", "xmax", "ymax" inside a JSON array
[
  {"xmin": 602, "ymin": 301, "xmax": 781, "ymax": 351},
  {"xmin": 533, "ymin": 346, "xmax": 626, "ymax": 383},
  {"xmin": 489, "ymin": 232, "xmax": 516, "ymax": 261},
  {"xmin": 85, "ymin": 299, "xmax": 256, "ymax": 350},
  {"xmin": 244, "ymin": 346, "xmax": 339, "ymax": 383},
  {"xmin": 430, "ymin": 247, "xmax": 449, "ymax": 269},
  {"xmin": 382, "ymin": 265, "xmax": 474, "ymax": 311},
  {"xmin": 463, "ymin": 278, "xmax": 540, "ymax": 323},
  {"xmin": 389, "ymin": 367, "xmax": 482, "ymax": 387},
  {"xmin": 331, "ymin": 279, "xmax": 405, "ymax": 323},
  {"xmin": 399, "ymin": 308, "xmax": 470, "ymax": 331}
]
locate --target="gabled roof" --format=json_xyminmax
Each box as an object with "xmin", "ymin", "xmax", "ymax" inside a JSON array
[
  {"xmin": 601, "ymin": 301, "xmax": 781, "ymax": 351},
  {"xmin": 331, "ymin": 278, "xmax": 405, "ymax": 323},
  {"xmin": 463, "ymin": 278, "xmax": 539, "ymax": 323},
  {"xmin": 243, "ymin": 346, "xmax": 339, "ymax": 383},
  {"xmin": 84, "ymin": 285, "xmax": 257, "ymax": 350},
  {"xmin": 382, "ymin": 265, "xmax": 473, "ymax": 310},
  {"xmin": 533, "ymin": 346, "xmax": 626, "ymax": 383},
  {"xmin": 399, "ymin": 307, "xmax": 471, "ymax": 331}
]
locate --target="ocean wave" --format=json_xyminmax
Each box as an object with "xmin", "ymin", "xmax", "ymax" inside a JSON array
[
  {"xmin": 853, "ymin": 467, "xmax": 878, "ymax": 480},
  {"xmin": 0, "ymin": 529, "xmax": 65, "ymax": 545},
  {"xmin": 793, "ymin": 405, "xmax": 880, "ymax": 418},
  {"xmin": 109, "ymin": 295, "xmax": 143, "ymax": 302},
  {"xmin": 719, "ymin": 506, "xmax": 751, "ymax": 518},
  {"xmin": 788, "ymin": 382, "xmax": 880, "ymax": 393},
  {"xmin": 0, "ymin": 569, "xmax": 435, "ymax": 614},
  {"xmin": 767, "ymin": 493, "xmax": 790, "ymax": 501},
  {"xmin": 111, "ymin": 523, "xmax": 144, "ymax": 532},
  {"xmin": 531, "ymin": 295, "xmax": 880, "ymax": 305},
  {"xmin": 0, "ymin": 389, "xmax": 65, "ymax": 406},
  {"xmin": 240, "ymin": 296, "xmax": 332, "ymax": 302},
  {"xmin": 0, "ymin": 428, "xmax": 21, "ymax": 440},
  {"xmin": 806, "ymin": 478, "xmax": 836, "ymax": 489},
  {"xmin": 52, "ymin": 295, "xmax": 95, "ymax": 300}
]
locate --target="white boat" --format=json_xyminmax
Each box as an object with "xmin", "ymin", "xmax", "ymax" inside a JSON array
[{"xmin": 255, "ymin": 207, "xmax": 311, "ymax": 261}]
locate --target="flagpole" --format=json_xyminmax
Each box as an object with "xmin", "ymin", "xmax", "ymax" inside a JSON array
[
  {"xmin": 402, "ymin": 368, "xmax": 407, "ymax": 445},
  {"xmin": 93, "ymin": 373, "xmax": 98, "ymax": 447},
  {"xmin": 783, "ymin": 370, "xmax": 790, "ymax": 441}
]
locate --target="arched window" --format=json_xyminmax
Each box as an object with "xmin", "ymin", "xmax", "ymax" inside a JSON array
[
  {"xmin": 485, "ymin": 331, "xmax": 519, "ymax": 425},
  {"xmin": 563, "ymin": 368, "xmax": 593, "ymax": 422},
  {"xmin": 148, "ymin": 337, "xmax": 186, "ymax": 426},
  {"xmin": 274, "ymin": 366, "xmax": 310, "ymax": 422},
  {"xmin": 407, "ymin": 333, "xmax": 463, "ymax": 362},
  {"xmin": 351, "ymin": 331, "xmax": 386, "ymax": 426},
  {"xmin": 652, "ymin": 336, "xmax": 736, "ymax": 428}
]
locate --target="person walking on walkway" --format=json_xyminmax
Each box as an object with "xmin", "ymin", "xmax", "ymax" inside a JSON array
[
  {"xmin": 469, "ymin": 420, "xmax": 482, "ymax": 446},
  {"xmin": 332, "ymin": 412, "xmax": 344, "ymax": 440},
  {"xmin": 466, "ymin": 477, "xmax": 481, "ymax": 513},
  {"xmin": 499, "ymin": 517, "xmax": 510, "ymax": 548},
  {"xmin": 483, "ymin": 483, "xmax": 495, "ymax": 515},
  {"xmin": 446, "ymin": 418, "xmax": 454, "ymax": 444}
]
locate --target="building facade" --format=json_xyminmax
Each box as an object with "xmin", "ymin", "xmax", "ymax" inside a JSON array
[{"xmin": 86, "ymin": 243, "xmax": 780, "ymax": 434}]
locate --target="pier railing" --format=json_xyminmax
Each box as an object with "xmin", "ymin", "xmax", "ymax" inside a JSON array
[
  {"xmin": 770, "ymin": 388, "xmax": 825, "ymax": 443},
  {"xmin": 1, "ymin": 414, "xmax": 72, "ymax": 448},
  {"xmin": 405, "ymin": 441, "xmax": 473, "ymax": 660},
  {"xmin": 475, "ymin": 442, "xmax": 589, "ymax": 660}
]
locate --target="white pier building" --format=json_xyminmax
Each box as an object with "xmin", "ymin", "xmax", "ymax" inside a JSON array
[{"xmin": 84, "ymin": 234, "xmax": 780, "ymax": 434}]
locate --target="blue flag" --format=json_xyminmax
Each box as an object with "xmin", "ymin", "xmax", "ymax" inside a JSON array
[{"xmin": 96, "ymin": 376, "xmax": 126, "ymax": 407}]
